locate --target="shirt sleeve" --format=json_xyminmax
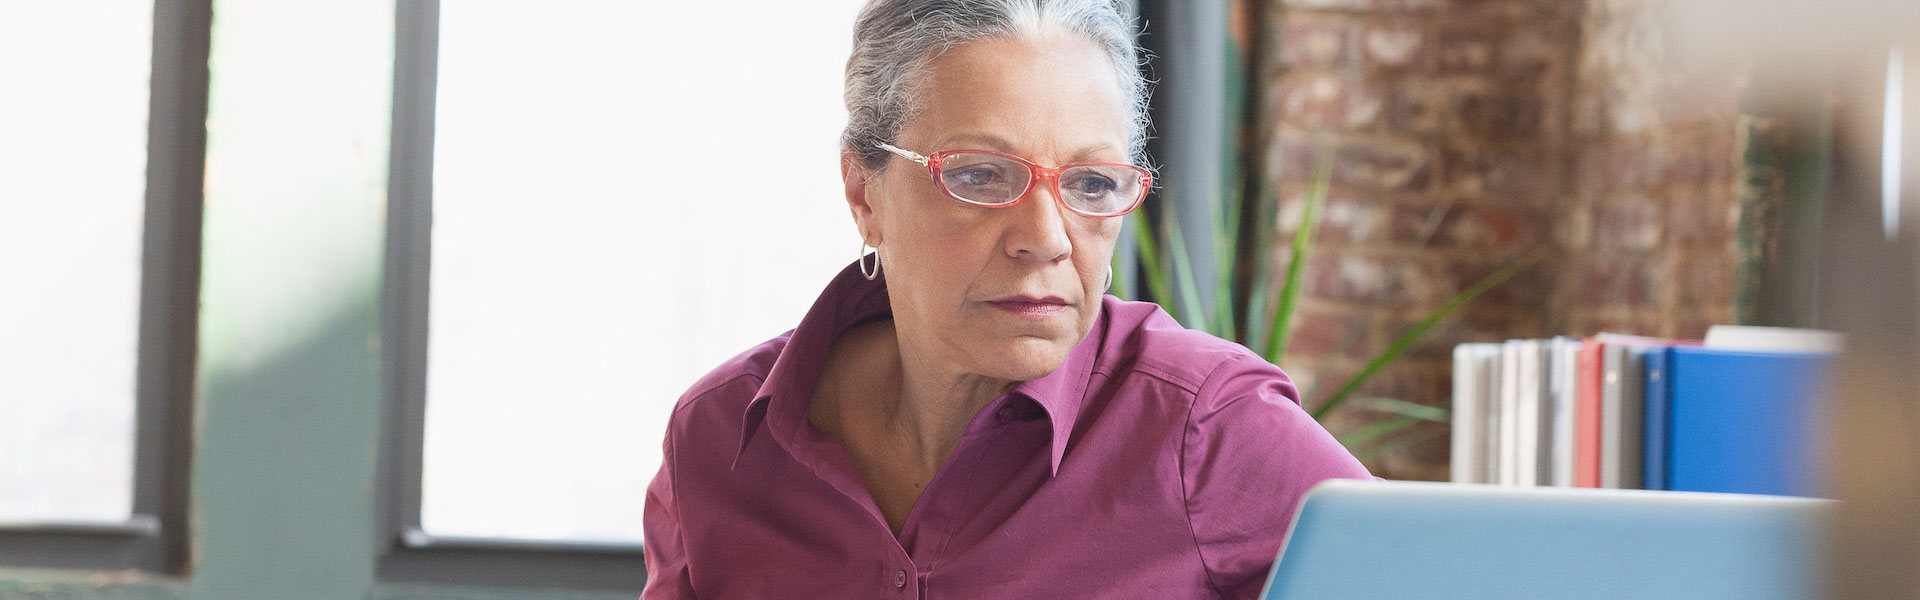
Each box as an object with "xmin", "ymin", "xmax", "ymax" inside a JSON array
[
  {"xmin": 1181, "ymin": 352, "xmax": 1374, "ymax": 599},
  {"xmin": 641, "ymin": 428, "xmax": 697, "ymax": 600}
]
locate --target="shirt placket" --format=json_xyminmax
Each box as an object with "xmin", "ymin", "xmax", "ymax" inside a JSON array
[{"xmin": 895, "ymin": 397, "xmax": 1024, "ymax": 599}]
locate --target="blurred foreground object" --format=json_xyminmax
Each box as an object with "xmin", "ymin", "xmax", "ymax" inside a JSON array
[
  {"xmin": 1667, "ymin": 1, "xmax": 1918, "ymax": 596},
  {"xmin": 1819, "ymin": 45, "xmax": 1920, "ymax": 600}
]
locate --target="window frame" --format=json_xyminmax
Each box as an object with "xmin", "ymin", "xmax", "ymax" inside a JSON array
[
  {"xmin": 374, "ymin": 0, "xmax": 647, "ymax": 591},
  {"xmin": 0, "ymin": 0, "xmax": 209, "ymax": 574}
]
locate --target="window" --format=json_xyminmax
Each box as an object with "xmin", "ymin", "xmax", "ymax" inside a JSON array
[
  {"xmin": 0, "ymin": 0, "xmax": 206, "ymax": 573},
  {"xmin": 381, "ymin": 0, "xmax": 866, "ymax": 588},
  {"xmin": 1, "ymin": 0, "xmax": 153, "ymax": 530}
]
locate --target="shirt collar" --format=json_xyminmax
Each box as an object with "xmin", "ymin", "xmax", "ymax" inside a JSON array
[{"xmin": 735, "ymin": 258, "xmax": 1100, "ymax": 477}]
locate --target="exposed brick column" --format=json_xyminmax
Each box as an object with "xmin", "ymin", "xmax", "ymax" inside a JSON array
[
  {"xmin": 1558, "ymin": 0, "xmax": 1744, "ymax": 338},
  {"xmin": 1260, "ymin": 0, "xmax": 1745, "ymax": 479}
]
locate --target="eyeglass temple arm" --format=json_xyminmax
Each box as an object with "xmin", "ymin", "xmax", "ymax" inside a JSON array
[{"xmin": 876, "ymin": 143, "xmax": 930, "ymax": 166}]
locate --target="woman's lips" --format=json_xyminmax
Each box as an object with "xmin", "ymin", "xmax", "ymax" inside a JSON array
[{"xmin": 987, "ymin": 296, "xmax": 1069, "ymax": 317}]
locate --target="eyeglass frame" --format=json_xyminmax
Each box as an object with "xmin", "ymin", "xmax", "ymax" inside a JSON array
[{"xmin": 875, "ymin": 142, "xmax": 1153, "ymax": 218}]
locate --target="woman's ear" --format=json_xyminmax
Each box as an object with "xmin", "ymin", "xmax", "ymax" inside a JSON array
[{"xmin": 842, "ymin": 152, "xmax": 883, "ymax": 246}]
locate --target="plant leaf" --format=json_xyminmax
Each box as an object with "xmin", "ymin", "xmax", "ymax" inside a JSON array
[
  {"xmin": 1133, "ymin": 210, "xmax": 1173, "ymax": 307},
  {"xmin": 1303, "ymin": 199, "xmax": 1458, "ymax": 406},
  {"xmin": 1311, "ymin": 246, "xmax": 1548, "ymax": 421},
  {"xmin": 1336, "ymin": 414, "xmax": 1422, "ymax": 449},
  {"xmin": 1242, "ymin": 173, "xmax": 1281, "ymax": 357},
  {"xmin": 1264, "ymin": 155, "xmax": 1333, "ymax": 365},
  {"xmin": 1212, "ymin": 184, "xmax": 1240, "ymax": 340},
  {"xmin": 1347, "ymin": 396, "xmax": 1450, "ymax": 422},
  {"xmin": 1353, "ymin": 421, "xmax": 1445, "ymax": 463},
  {"xmin": 1163, "ymin": 210, "xmax": 1212, "ymax": 333}
]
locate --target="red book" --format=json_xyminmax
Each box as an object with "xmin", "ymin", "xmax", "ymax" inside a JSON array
[{"xmin": 1574, "ymin": 338, "xmax": 1604, "ymax": 488}]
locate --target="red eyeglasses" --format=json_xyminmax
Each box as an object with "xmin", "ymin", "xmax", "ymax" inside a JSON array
[{"xmin": 877, "ymin": 143, "xmax": 1152, "ymax": 218}]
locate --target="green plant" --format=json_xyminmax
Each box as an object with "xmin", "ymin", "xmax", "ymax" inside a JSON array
[{"xmin": 1113, "ymin": 158, "xmax": 1545, "ymax": 460}]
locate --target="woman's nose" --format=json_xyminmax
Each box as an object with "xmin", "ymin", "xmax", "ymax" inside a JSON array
[{"xmin": 1002, "ymin": 181, "xmax": 1073, "ymax": 262}]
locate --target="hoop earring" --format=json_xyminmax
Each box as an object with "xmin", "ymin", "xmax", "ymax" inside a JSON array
[
  {"xmin": 1103, "ymin": 267, "xmax": 1113, "ymax": 293},
  {"xmin": 859, "ymin": 243, "xmax": 881, "ymax": 280}
]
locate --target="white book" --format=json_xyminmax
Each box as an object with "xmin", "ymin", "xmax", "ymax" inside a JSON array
[
  {"xmin": 1450, "ymin": 343, "xmax": 1502, "ymax": 484},
  {"xmin": 1549, "ymin": 337, "xmax": 1581, "ymax": 487},
  {"xmin": 1450, "ymin": 345, "xmax": 1478, "ymax": 484},
  {"xmin": 1514, "ymin": 339, "xmax": 1544, "ymax": 487},
  {"xmin": 1703, "ymin": 325, "xmax": 1844, "ymax": 353},
  {"xmin": 1479, "ymin": 345, "xmax": 1503, "ymax": 484},
  {"xmin": 1499, "ymin": 340, "xmax": 1524, "ymax": 486}
]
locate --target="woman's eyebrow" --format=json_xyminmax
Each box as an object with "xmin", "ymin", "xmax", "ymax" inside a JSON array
[
  {"xmin": 934, "ymin": 132, "xmax": 1017, "ymax": 152},
  {"xmin": 933, "ymin": 132, "xmax": 1123, "ymax": 161}
]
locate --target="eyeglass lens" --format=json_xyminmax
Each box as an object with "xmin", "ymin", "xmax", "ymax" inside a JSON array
[{"xmin": 937, "ymin": 152, "xmax": 1144, "ymax": 215}]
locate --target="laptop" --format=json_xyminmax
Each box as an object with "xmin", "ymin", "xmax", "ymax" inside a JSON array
[{"xmin": 1259, "ymin": 479, "xmax": 1831, "ymax": 599}]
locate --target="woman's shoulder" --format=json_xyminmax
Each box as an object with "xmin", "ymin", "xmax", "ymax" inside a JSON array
[
  {"xmin": 1094, "ymin": 296, "xmax": 1290, "ymax": 399},
  {"xmin": 1090, "ymin": 296, "xmax": 1371, "ymax": 487},
  {"xmin": 670, "ymin": 330, "xmax": 792, "ymax": 421}
]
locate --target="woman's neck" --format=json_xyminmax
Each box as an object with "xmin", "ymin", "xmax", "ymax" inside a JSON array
[{"xmin": 828, "ymin": 319, "xmax": 1015, "ymax": 472}]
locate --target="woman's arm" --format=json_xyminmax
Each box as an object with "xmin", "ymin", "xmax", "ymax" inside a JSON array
[
  {"xmin": 1181, "ymin": 352, "xmax": 1374, "ymax": 599},
  {"xmin": 641, "ymin": 431, "xmax": 697, "ymax": 599}
]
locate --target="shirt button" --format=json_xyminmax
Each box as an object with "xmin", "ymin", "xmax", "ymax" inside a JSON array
[{"xmin": 894, "ymin": 570, "xmax": 907, "ymax": 588}]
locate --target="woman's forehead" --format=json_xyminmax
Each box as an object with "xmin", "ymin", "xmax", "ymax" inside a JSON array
[{"xmin": 902, "ymin": 34, "xmax": 1130, "ymax": 159}]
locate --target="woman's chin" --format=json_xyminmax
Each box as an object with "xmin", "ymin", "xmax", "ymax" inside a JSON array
[{"xmin": 975, "ymin": 336, "xmax": 1075, "ymax": 382}]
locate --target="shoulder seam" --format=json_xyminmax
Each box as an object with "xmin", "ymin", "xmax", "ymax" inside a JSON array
[
  {"xmin": 1180, "ymin": 355, "xmax": 1242, "ymax": 598},
  {"xmin": 1090, "ymin": 345, "xmax": 1251, "ymax": 411},
  {"xmin": 670, "ymin": 372, "xmax": 765, "ymax": 421}
]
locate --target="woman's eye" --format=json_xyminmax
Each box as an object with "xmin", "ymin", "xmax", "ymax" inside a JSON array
[
  {"xmin": 952, "ymin": 166, "xmax": 1004, "ymax": 186},
  {"xmin": 1066, "ymin": 174, "xmax": 1117, "ymax": 196}
]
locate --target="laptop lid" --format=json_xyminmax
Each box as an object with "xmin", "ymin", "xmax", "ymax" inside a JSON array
[{"xmin": 1260, "ymin": 480, "xmax": 1830, "ymax": 600}]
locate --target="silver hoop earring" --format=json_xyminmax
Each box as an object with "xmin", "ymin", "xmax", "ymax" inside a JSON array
[
  {"xmin": 859, "ymin": 243, "xmax": 881, "ymax": 280},
  {"xmin": 1103, "ymin": 267, "xmax": 1113, "ymax": 293}
]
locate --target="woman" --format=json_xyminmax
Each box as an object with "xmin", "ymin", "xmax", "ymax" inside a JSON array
[{"xmin": 642, "ymin": 1, "xmax": 1372, "ymax": 597}]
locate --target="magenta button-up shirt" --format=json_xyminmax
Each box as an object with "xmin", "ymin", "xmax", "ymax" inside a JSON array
[{"xmin": 641, "ymin": 261, "xmax": 1373, "ymax": 599}]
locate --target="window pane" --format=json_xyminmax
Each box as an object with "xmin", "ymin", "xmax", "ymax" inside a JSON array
[
  {"xmin": 0, "ymin": 3, "xmax": 154, "ymax": 524},
  {"xmin": 423, "ymin": 1, "xmax": 864, "ymax": 542}
]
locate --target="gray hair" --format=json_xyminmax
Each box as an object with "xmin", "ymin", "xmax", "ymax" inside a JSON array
[{"xmin": 841, "ymin": 0, "xmax": 1151, "ymax": 171}]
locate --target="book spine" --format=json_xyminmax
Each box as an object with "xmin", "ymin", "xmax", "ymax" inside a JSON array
[
  {"xmin": 1515, "ymin": 340, "xmax": 1543, "ymax": 486},
  {"xmin": 1551, "ymin": 337, "xmax": 1579, "ymax": 487},
  {"xmin": 1574, "ymin": 340, "xmax": 1603, "ymax": 487},
  {"xmin": 1499, "ymin": 340, "xmax": 1522, "ymax": 486},
  {"xmin": 1478, "ymin": 346, "xmax": 1501, "ymax": 483},
  {"xmin": 1451, "ymin": 344, "xmax": 1480, "ymax": 484},
  {"xmin": 1642, "ymin": 347, "xmax": 1673, "ymax": 491},
  {"xmin": 1600, "ymin": 345, "xmax": 1624, "ymax": 488},
  {"xmin": 1618, "ymin": 347, "xmax": 1645, "ymax": 489}
]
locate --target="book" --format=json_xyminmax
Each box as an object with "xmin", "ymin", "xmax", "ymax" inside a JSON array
[
  {"xmin": 1499, "ymin": 340, "xmax": 1524, "ymax": 486},
  {"xmin": 1450, "ymin": 344, "xmax": 1477, "ymax": 484},
  {"xmin": 1514, "ymin": 340, "xmax": 1545, "ymax": 486},
  {"xmin": 1573, "ymin": 338, "xmax": 1603, "ymax": 487},
  {"xmin": 1642, "ymin": 346, "xmax": 1672, "ymax": 491},
  {"xmin": 1703, "ymin": 325, "xmax": 1843, "ymax": 354},
  {"xmin": 1665, "ymin": 347, "xmax": 1833, "ymax": 497},
  {"xmin": 1548, "ymin": 337, "xmax": 1580, "ymax": 486},
  {"xmin": 1478, "ymin": 346, "xmax": 1503, "ymax": 484},
  {"xmin": 1599, "ymin": 344, "xmax": 1645, "ymax": 489},
  {"xmin": 1450, "ymin": 344, "xmax": 1498, "ymax": 484}
]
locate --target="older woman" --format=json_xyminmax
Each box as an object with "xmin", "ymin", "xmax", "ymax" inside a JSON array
[{"xmin": 642, "ymin": 0, "xmax": 1372, "ymax": 598}]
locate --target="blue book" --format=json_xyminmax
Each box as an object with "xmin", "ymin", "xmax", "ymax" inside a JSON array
[
  {"xmin": 1665, "ymin": 347, "xmax": 1832, "ymax": 497},
  {"xmin": 1640, "ymin": 347, "xmax": 1672, "ymax": 491}
]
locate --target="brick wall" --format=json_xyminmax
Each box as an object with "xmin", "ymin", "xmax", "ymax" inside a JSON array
[
  {"xmin": 1557, "ymin": 0, "xmax": 1745, "ymax": 338},
  {"xmin": 1260, "ymin": 0, "xmax": 1746, "ymax": 479}
]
